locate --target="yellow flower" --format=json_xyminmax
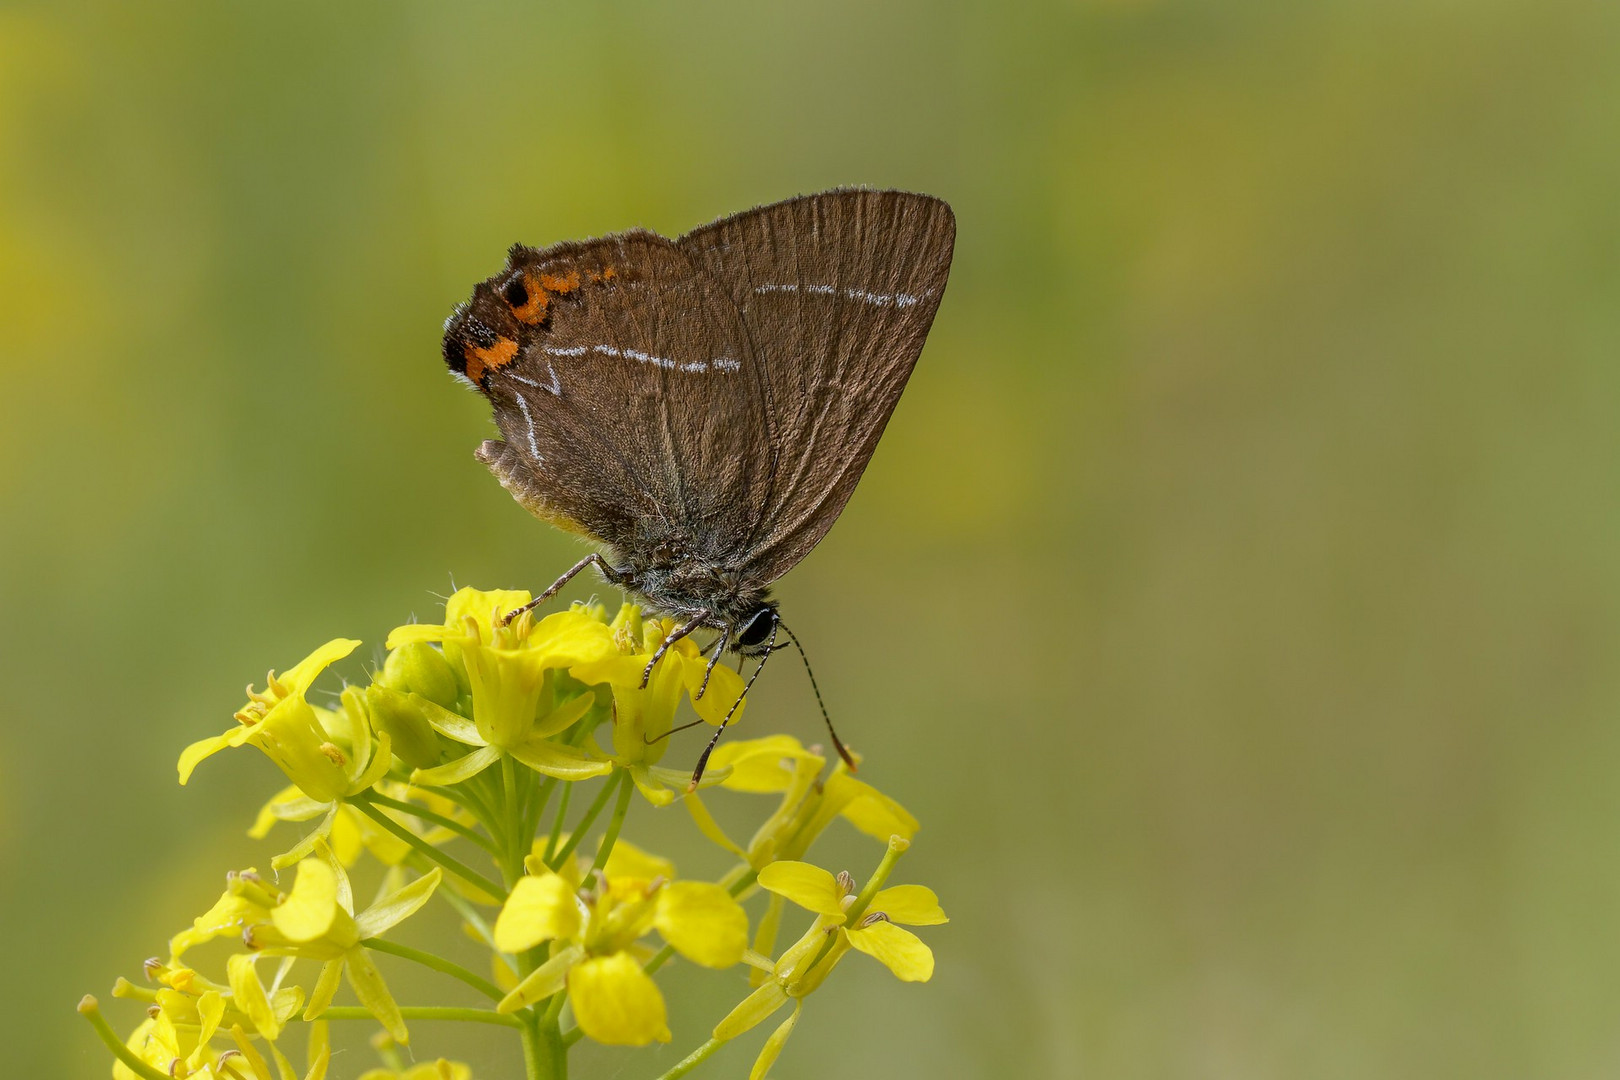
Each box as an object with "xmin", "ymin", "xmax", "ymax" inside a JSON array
[
  {"xmin": 490, "ymin": 842, "xmax": 748, "ymax": 1046},
  {"xmin": 178, "ymin": 638, "xmax": 366, "ymax": 795},
  {"xmin": 385, "ymin": 588, "xmax": 614, "ymax": 787},
  {"xmin": 113, "ymin": 962, "xmax": 308, "ymax": 1080},
  {"xmin": 757, "ymin": 860, "xmax": 945, "ymax": 981},
  {"xmin": 712, "ymin": 839, "xmax": 945, "ymax": 1079},
  {"xmin": 685, "ymin": 735, "xmax": 918, "ymax": 868},
  {"xmin": 172, "ymin": 847, "xmax": 441, "ymax": 1044},
  {"xmin": 201, "ymin": 684, "xmax": 399, "ymax": 868},
  {"xmin": 251, "ymin": 854, "xmax": 441, "ymax": 1043},
  {"xmin": 572, "ymin": 606, "xmax": 742, "ymax": 805}
]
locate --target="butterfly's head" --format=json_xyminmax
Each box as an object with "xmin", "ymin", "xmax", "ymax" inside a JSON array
[{"xmin": 733, "ymin": 604, "xmax": 780, "ymax": 658}]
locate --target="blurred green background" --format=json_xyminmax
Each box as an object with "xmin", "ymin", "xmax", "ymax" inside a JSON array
[{"xmin": 5, "ymin": 0, "xmax": 1619, "ymax": 1075}]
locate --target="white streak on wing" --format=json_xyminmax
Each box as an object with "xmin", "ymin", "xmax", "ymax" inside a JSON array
[
  {"xmin": 541, "ymin": 344, "xmax": 737, "ymax": 375},
  {"xmin": 513, "ymin": 394, "xmax": 542, "ymax": 461},
  {"xmin": 751, "ymin": 282, "xmax": 930, "ymax": 309},
  {"xmin": 507, "ymin": 364, "xmax": 561, "ymax": 396}
]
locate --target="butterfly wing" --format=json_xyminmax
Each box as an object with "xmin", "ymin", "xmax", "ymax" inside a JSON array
[
  {"xmin": 444, "ymin": 230, "xmax": 776, "ymax": 562},
  {"xmin": 676, "ymin": 189, "xmax": 956, "ymax": 582}
]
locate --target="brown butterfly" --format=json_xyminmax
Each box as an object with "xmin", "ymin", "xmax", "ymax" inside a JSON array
[{"xmin": 442, "ymin": 189, "xmax": 955, "ymax": 773}]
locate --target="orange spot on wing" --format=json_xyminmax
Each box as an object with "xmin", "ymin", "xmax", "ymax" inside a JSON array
[
  {"xmin": 540, "ymin": 270, "xmax": 581, "ymax": 294},
  {"xmin": 467, "ymin": 337, "xmax": 518, "ymax": 383},
  {"xmin": 599, "ymin": 266, "xmax": 616, "ymax": 281},
  {"xmin": 509, "ymin": 270, "xmax": 551, "ymax": 324}
]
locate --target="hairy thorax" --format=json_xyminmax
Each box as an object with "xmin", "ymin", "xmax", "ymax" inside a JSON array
[{"xmin": 616, "ymin": 542, "xmax": 770, "ymax": 633}]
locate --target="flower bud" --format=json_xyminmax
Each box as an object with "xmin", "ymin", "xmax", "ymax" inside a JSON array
[
  {"xmin": 378, "ymin": 641, "xmax": 460, "ymax": 709},
  {"xmin": 366, "ymin": 685, "xmax": 443, "ymax": 770}
]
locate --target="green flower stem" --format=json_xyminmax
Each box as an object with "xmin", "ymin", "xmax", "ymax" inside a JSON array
[
  {"xmin": 544, "ymin": 779, "xmax": 573, "ymax": 863},
  {"xmin": 320, "ymin": 1005, "xmax": 522, "ymax": 1028},
  {"xmin": 541, "ymin": 981, "xmax": 570, "ymax": 1027},
  {"xmin": 522, "ymin": 1020, "xmax": 545, "ymax": 1080},
  {"xmin": 364, "ymin": 789, "xmax": 497, "ymax": 854},
  {"xmin": 350, "ymin": 794, "xmax": 506, "ymax": 901},
  {"xmin": 77, "ymin": 996, "xmax": 171, "ymax": 1080},
  {"xmin": 546, "ymin": 773, "xmax": 620, "ymax": 871},
  {"xmin": 501, "ymin": 755, "xmax": 527, "ymax": 885},
  {"xmin": 844, "ymin": 834, "xmax": 910, "ymax": 924},
  {"xmin": 363, "ymin": 936, "xmax": 505, "ymax": 1003},
  {"xmin": 520, "ymin": 1009, "xmax": 567, "ymax": 1080},
  {"xmin": 525, "ymin": 775, "xmax": 558, "ymax": 855},
  {"xmin": 417, "ymin": 858, "xmax": 500, "ymax": 951},
  {"xmin": 654, "ymin": 1036, "xmax": 726, "ymax": 1080},
  {"xmin": 582, "ymin": 770, "xmax": 634, "ymax": 881},
  {"xmin": 456, "ymin": 770, "xmax": 503, "ymax": 837},
  {"xmin": 429, "ymin": 779, "xmax": 489, "ymax": 819}
]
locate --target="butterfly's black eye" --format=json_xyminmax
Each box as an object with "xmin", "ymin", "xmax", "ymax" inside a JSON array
[
  {"xmin": 502, "ymin": 275, "xmax": 530, "ymax": 309},
  {"xmin": 737, "ymin": 609, "xmax": 776, "ymax": 652}
]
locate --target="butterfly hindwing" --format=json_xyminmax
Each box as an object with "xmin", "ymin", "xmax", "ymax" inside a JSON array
[{"xmin": 448, "ymin": 230, "xmax": 775, "ymax": 561}]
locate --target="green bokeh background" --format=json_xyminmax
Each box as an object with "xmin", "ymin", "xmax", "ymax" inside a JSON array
[{"xmin": 5, "ymin": 1, "xmax": 1619, "ymax": 1076}]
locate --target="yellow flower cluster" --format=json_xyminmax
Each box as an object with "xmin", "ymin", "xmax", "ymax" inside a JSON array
[{"xmin": 81, "ymin": 587, "xmax": 944, "ymax": 1080}]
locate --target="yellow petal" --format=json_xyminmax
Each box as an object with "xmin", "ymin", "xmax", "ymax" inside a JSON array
[
  {"xmin": 530, "ymin": 609, "xmax": 621, "ymax": 669},
  {"xmin": 628, "ymin": 764, "xmax": 680, "ymax": 807},
  {"xmin": 568, "ymin": 953, "xmax": 671, "ymax": 1046},
  {"xmin": 346, "ymin": 946, "xmax": 408, "ymax": 1043},
  {"xmin": 249, "ymin": 786, "xmax": 325, "ymax": 839},
  {"xmin": 226, "ymin": 954, "xmax": 281, "ymax": 1040},
  {"xmin": 654, "ymin": 882, "xmax": 748, "ymax": 969},
  {"xmin": 846, "ymin": 921, "xmax": 934, "ymax": 982},
  {"xmin": 871, "ymin": 883, "xmax": 947, "ymax": 926},
  {"xmin": 279, "ymin": 639, "xmax": 363, "ymax": 697},
  {"xmin": 683, "ymin": 793, "xmax": 746, "ymax": 857},
  {"xmin": 508, "ymin": 736, "xmax": 613, "ymax": 780},
  {"xmin": 712, "ymin": 980, "xmax": 789, "ymax": 1040},
  {"xmin": 385, "ymin": 622, "xmax": 455, "ymax": 650},
  {"xmin": 273, "ymin": 860, "xmax": 341, "ymax": 943},
  {"xmin": 493, "ymin": 873, "xmax": 581, "ymax": 953},
  {"xmin": 176, "ymin": 729, "xmax": 251, "ymax": 785},
  {"xmin": 601, "ymin": 838, "xmax": 675, "ymax": 884},
  {"xmin": 443, "ymin": 587, "xmax": 533, "ymax": 644},
  {"xmin": 411, "ymin": 743, "xmax": 501, "ymax": 787},
  {"xmin": 355, "ymin": 867, "xmax": 441, "ymax": 938},
  {"xmin": 749, "ymin": 1000, "xmax": 803, "ymax": 1080},
  {"xmin": 303, "ymin": 959, "xmax": 344, "ymax": 1021},
  {"xmin": 687, "ymin": 660, "xmax": 747, "ymax": 727},
  {"xmin": 815, "ymin": 772, "xmax": 918, "ymax": 843},
  {"xmin": 757, "ymin": 862, "xmax": 844, "ymax": 916},
  {"xmin": 711, "ymin": 735, "xmax": 820, "ymax": 793},
  {"xmin": 530, "ymin": 690, "xmax": 594, "ymax": 740},
  {"xmin": 498, "ymin": 944, "xmax": 583, "ymax": 1012},
  {"xmin": 408, "ymin": 695, "xmax": 484, "ymax": 746}
]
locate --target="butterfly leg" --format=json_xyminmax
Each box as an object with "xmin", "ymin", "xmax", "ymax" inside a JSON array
[
  {"xmin": 639, "ymin": 611, "xmax": 710, "ymax": 689},
  {"xmin": 688, "ymin": 620, "xmax": 778, "ymax": 790},
  {"xmin": 502, "ymin": 553, "xmax": 626, "ymax": 626},
  {"xmin": 693, "ymin": 629, "xmax": 731, "ymax": 701}
]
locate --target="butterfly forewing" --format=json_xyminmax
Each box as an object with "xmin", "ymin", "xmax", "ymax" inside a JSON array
[{"xmin": 677, "ymin": 190, "xmax": 956, "ymax": 582}]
